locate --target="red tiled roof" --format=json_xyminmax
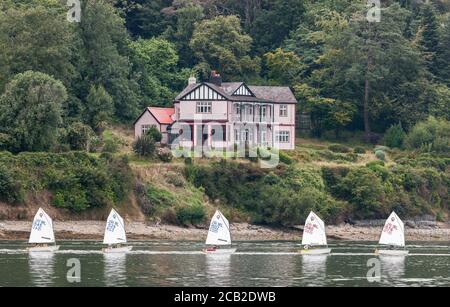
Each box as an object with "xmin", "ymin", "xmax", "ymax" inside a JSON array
[{"xmin": 147, "ymin": 107, "xmax": 175, "ymax": 125}]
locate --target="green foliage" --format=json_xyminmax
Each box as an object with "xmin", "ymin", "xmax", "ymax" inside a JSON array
[
  {"xmin": 66, "ymin": 122, "xmax": 96, "ymax": 151},
  {"xmin": 133, "ymin": 135, "xmax": 156, "ymax": 157},
  {"xmin": 0, "ymin": 71, "xmax": 66, "ymax": 152},
  {"xmin": 146, "ymin": 126, "xmax": 162, "ymax": 143},
  {"xmin": 328, "ymin": 144, "xmax": 351, "ymax": 153},
  {"xmin": 85, "ymin": 85, "xmax": 113, "ymax": 132},
  {"xmin": 279, "ymin": 151, "xmax": 293, "ymax": 165},
  {"xmin": 0, "ymin": 163, "xmax": 24, "ymax": 203},
  {"xmin": 0, "ymin": 152, "xmax": 132, "ymax": 212},
  {"xmin": 383, "ymin": 123, "xmax": 406, "ymax": 148},
  {"xmin": 176, "ymin": 204, "xmax": 205, "ymax": 226},
  {"xmin": 354, "ymin": 146, "xmax": 366, "ymax": 154},
  {"xmin": 404, "ymin": 117, "xmax": 450, "ymax": 154},
  {"xmin": 375, "ymin": 150, "xmax": 386, "ymax": 161},
  {"xmin": 190, "ymin": 15, "xmax": 260, "ymax": 80},
  {"xmin": 157, "ymin": 147, "xmax": 173, "ymax": 163}
]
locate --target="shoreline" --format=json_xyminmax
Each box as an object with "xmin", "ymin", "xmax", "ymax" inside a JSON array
[{"xmin": 1, "ymin": 221, "xmax": 450, "ymax": 242}]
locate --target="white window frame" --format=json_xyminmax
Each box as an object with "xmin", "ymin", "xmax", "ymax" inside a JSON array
[
  {"xmin": 196, "ymin": 101, "xmax": 212, "ymax": 114},
  {"xmin": 276, "ymin": 131, "xmax": 290, "ymax": 143},
  {"xmin": 279, "ymin": 105, "xmax": 288, "ymax": 117},
  {"xmin": 141, "ymin": 125, "xmax": 153, "ymax": 135},
  {"xmin": 260, "ymin": 106, "xmax": 267, "ymax": 122}
]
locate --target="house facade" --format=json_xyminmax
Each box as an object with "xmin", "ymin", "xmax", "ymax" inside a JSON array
[{"xmin": 134, "ymin": 72, "xmax": 297, "ymax": 150}]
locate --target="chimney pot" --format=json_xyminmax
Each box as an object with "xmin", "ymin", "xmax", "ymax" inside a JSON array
[
  {"xmin": 188, "ymin": 76, "xmax": 197, "ymax": 85},
  {"xmin": 209, "ymin": 71, "xmax": 222, "ymax": 87}
]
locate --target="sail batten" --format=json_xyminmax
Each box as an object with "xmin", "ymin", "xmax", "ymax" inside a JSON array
[
  {"xmin": 29, "ymin": 208, "xmax": 55, "ymax": 244},
  {"xmin": 103, "ymin": 209, "xmax": 127, "ymax": 245},
  {"xmin": 379, "ymin": 212, "xmax": 405, "ymax": 247},
  {"xmin": 301, "ymin": 211, "xmax": 327, "ymax": 247},
  {"xmin": 205, "ymin": 210, "xmax": 231, "ymax": 246}
]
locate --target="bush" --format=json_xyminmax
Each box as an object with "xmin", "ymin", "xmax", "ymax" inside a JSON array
[
  {"xmin": 383, "ymin": 123, "xmax": 405, "ymax": 148},
  {"xmin": 279, "ymin": 151, "xmax": 293, "ymax": 165},
  {"xmin": 375, "ymin": 150, "xmax": 386, "ymax": 161},
  {"xmin": 354, "ymin": 146, "xmax": 366, "ymax": 154},
  {"xmin": 66, "ymin": 122, "xmax": 95, "ymax": 151},
  {"xmin": 176, "ymin": 204, "xmax": 206, "ymax": 226},
  {"xmin": 146, "ymin": 126, "xmax": 162, "ymax": 143},
  {"xmin": 133, "ymin": 135, "xmax": 156, "ymax": 157},
  {"xmin": 328, "ymin": 144, "xmax": 351, "ymax": 153},
  {"xmin": 157, "ymin": 147, "xmax": 173, "ymax": 163},
  {"xmin": 337, "ymin": 168, "xmax": 385, "ymax": 218},
  {"xmin": 0, "ymin": 164, "xmax": 24, "ymax": 203},
  {"xmin": 165, "ymin": 171, "xmax": 186, "ymax": 187},
  {"xmin": 404, "ymin": 117, "xmax": 450, "ymax": 154}
]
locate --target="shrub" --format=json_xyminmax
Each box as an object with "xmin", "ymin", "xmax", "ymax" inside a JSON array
[
  {"xmin": 146, "ymin": 126, "xmax": 162, "ymax": 143},
  {"xmin": 328, "ymin": 144, "xmax": 351, "ymax": 153},
  {"xmin": 133, "ymin": 135, "xmax": 156, "ymax": 157},
  {"xmin": 337, "ymin": 168, "xmax": 385, "ymax": 218},
  {"xmin": 375, "ymin": 150, "xmax": 386, "ymax": 161},
  {"xmin": 279, "ymin": 151, "xmax": 293, "ymax": 165},
  {"xmin": 0, "ymin": 133, "xmax": 10, "ymax": 151},
  {"xmin": 66, "ymin": 122, "xmax": 95, "ymax": 151},
  {"xmin": 0, "ymin": 164, "xmax": 24, "ymax": 203},
  {"xmin": 374, "ymin": 145, "xmax": 390, "ymax": 152},
  {"xmin": 404, "ymin": 117, "xmax": 450, "ymax": 154},
  {"xmin": 165, "ymin": 171, "xmax": 186, "ymax": 187},
  {"xmin": 157, "ymin": 147, "xmax": 173, "ymax": 163},
  {"xmin": 383, "ymin": 123, "xmax": 405, "ymax": 148},
  {"xmin": 176, "ymin": 204, "xmax": 206, "ymax": 226},
  {"xmin": 354, "ymin": 146, "xmax": 366, "ymax": 154},
  {"xmin": 146, "ymin": 185, "xmax": 176, "ymax": 208}
]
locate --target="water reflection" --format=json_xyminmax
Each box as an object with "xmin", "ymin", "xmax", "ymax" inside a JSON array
[
  {"xmin": 301, "ymin": 255, "xmax": 328, "ymax": 286},
  {"xmin": 380, "ymin": 255, "xmax": 406, "ymax": 282},
  {"xmin": 205, "ymin": 254, "xmax": 232, "ymax": 287},
  {"xmin": 103, "ymin": 253, "xmax": 127, "ymax": 287},
  {"xmin": 28, "ymin": 252, "xmax": 56, "ymax": 287}
]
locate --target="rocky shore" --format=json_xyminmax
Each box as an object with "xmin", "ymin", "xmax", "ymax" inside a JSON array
[{"xmin": 1, "ymin": 221, "xmax": 450, "ymax": 241}]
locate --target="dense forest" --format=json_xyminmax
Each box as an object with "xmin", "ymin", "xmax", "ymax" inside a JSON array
[{"xmin": 0, "ymin": 0, "xmax": 449, "ymax": 224}]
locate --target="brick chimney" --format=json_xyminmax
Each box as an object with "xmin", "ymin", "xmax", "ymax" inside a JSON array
[{"xmin": 209, "ymin": 71, "xmax": 222, "ymax": 87}]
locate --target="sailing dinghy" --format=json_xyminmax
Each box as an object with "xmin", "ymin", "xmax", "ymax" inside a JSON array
[
  {"xmin": 203, "ymin": 210, "xmax": 236, "ymax": 254},
  {"xmin": 28, "ymin": 208, "xmax": 59, "ymax": 252},
  {"xmin": 300, "ymin": 211, "xmax": 331, "ymax": 255},
  {"xmin": 103, "ymin": 209, "xmax": 132, "ymax": 253},
  {"xmin": 375, "ymin": 212, "xmax": 408, "ymax": 256}
]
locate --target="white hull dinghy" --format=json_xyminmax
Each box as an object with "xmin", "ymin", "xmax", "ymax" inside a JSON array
[
  {"xmin": 375, "ymin": 211, "xmax": 408, "ymax": 256},
  {"xmin": 300, "ymin": 211, "xmax": 331, "ymax": 255},
  {"xmin": 28, "ymin": 208, "xmax": 59, "ymax": 253},
  {"xmin": 203, "ymin": 210, "xmax": 235, "ymax": 254},
  {"xmin": 103, "ymin": 209, "xmax": 132, "ymax": 253}
]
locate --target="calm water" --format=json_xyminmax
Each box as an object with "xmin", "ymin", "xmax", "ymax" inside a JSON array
[{"xmin": 0, "ymin": 240, "xmax": 449, "ymax": 287}]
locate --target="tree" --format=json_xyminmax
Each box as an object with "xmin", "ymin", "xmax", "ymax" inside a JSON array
[
  {"xmin": 264, "ymin": 48, "xmax": 304, "ymax": 85},
  {"xmin": 0, "ymin": 3, "xmax": 75, "ymax": 91},
  {"xmin": 190, "ymin": 15, "xmax": 260, "ymax": 80},
  {"xmin": 85, "ymin": 85, "xmax": 114, "ymax": 133},
  {"xmin": 129, "ymin": 38, "xmax": 191, "ymax": 107},
  {"xmin": 0, "ymin": 71, "xmax": 66, "ymax": 152},
  {"xmin": 419, "ymin": 3, "xmax": 440, "ymax": 76},
  {"xmin": 436, "ymin": 16, "xmax": 450, "ymax": 85},
  {"xmin": 75, "ymin": 0, "xmax": 140, "ymax": 121}
]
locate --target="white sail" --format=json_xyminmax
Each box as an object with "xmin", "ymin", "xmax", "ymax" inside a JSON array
[
  {"xmin": 379, "ymin": 211, "xmax": 405, "ymax": 247},
  {"xmin": 103, "ymin": 209, "xmax": 127, "ymax": 245},
  {"xmin": 28, "ymin": 208, "xmax": 55, "ymax": 244},
  {"xmin": 205, "ymin": 210, "xmax": 231, "ymax": 246},
  {"xmin": 301, "ymin": 211, "xmax": 327, "ymax": 246}
]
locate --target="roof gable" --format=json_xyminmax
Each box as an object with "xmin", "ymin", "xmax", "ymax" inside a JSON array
[
  {"xmin": 178, "ymin": 83, "xmax": 227, "ymax": 101},
  {"xmin": 232, "ymin": 84, "xmax": 255, "ymax": 97}
]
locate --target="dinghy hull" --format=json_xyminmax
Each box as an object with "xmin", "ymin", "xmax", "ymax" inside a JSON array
[
  {"xmin": 103, "ymin": 246, "xmax": 133, "ymax": 254},
  {"xmin": 28, "ymin": 245, "xmax": 60, "ymax": 253},
  {"xmin": 376, "ymin": 249, "xmax": 409, "ymax": 256},
  {"xmin": 203, "ymin": 248, "xmax": 237, "ymax": 255},
  {"xmin": 300, "ymin": 248, "xmax": 331, "ymax": 255}
]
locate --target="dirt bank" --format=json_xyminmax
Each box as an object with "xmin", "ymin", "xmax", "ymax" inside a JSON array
[{"xmin": 1, "ymin": 221, "xmax": 450, "ymax": 242}]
